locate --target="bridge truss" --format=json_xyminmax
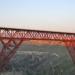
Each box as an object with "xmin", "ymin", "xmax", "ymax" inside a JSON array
[{"xmin": 0, "ymin": 27, "xmax": 75, "ymax": 71}]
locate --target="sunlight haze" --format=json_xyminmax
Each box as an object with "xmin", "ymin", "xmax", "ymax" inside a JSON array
[{"xmin": 0, "ymin": 0, "xmax": 75, "ymax": 33}]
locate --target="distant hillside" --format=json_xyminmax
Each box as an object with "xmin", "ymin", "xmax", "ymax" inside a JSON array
[{"xmin": 3, "ymin": 44, "xmax": 75, "ymax": 75}]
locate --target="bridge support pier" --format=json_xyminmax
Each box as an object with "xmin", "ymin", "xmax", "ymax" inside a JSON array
[
  {"xmin": 65, "ymin": 41, "xmax": 75, "ymax": 64},
  {"xmin": 0, "ymin": 39, "xmax": 23, "ymax": 71}
]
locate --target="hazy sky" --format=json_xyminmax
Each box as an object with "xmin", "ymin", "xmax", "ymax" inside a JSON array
[{"xmin": 0, "ymin": 0, "xmax": 75, "ymax": 32}]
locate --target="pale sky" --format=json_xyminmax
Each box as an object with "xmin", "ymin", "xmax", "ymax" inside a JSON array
[{"xmin": 0, "ymin": 0, "xmax": 75, "ymax": 33}]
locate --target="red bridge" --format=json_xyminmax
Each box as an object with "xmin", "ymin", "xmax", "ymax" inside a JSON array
[{"xmin": 0, "ymin": 27, "xmax": 75, "ymax": 71}]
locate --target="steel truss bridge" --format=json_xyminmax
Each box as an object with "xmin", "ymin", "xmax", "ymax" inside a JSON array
[{"xmin": 0, "ymin": 27, "xmax": 75, "ymax": 71}]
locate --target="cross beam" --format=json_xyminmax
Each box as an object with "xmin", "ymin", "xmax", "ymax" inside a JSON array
[{"xmin": 0, "ymin": 27, "xmax": 75, "ymax": 41}]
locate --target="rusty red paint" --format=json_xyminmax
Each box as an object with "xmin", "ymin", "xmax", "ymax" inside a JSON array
[{"xmin": 0, "ymin": 27, "xmax": 75, "ymax": 71}]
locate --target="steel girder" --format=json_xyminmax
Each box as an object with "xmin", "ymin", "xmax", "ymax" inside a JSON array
[{"xmin": 0, "ymin": 27, "xmax": 75, "ymax": 71}]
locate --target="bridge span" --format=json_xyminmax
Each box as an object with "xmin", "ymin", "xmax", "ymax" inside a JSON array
[{"xmin": 0, "ymin": 27, "xmax": 75, "ymax": 71}]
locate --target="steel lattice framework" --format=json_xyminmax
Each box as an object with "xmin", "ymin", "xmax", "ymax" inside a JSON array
[{"xmin": 0, "ymin": 27, "xmax": 75, "ymax": 71}]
